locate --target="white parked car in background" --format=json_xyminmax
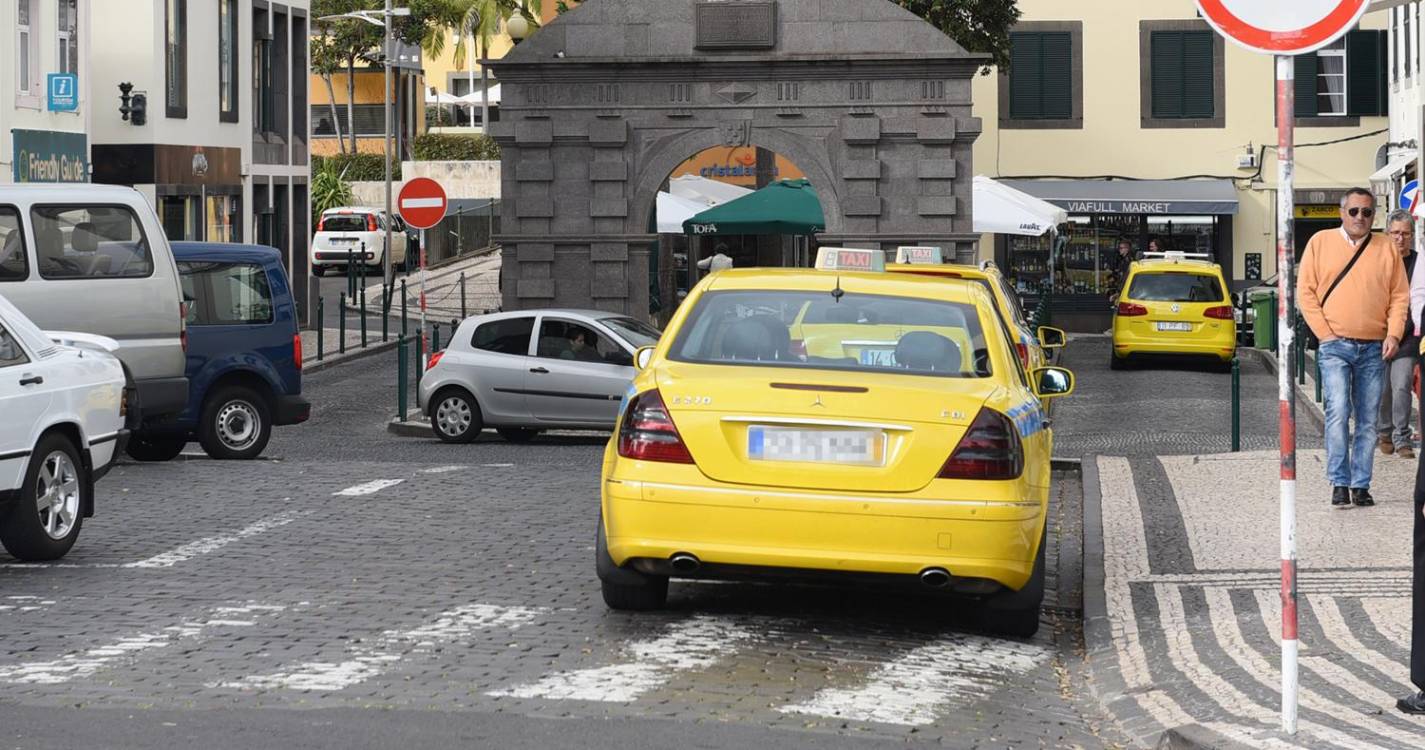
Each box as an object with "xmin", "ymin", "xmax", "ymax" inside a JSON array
[
  {"xmin": 310, "ymin": 207, "xmax": 410, "ymax": 276},
  {"xmin": 0, "ymin": 294, "xmax": 128, "ymax": 561}
]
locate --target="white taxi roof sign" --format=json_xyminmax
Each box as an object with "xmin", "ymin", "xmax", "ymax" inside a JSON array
[
  {"xmin": 814, "ymin": 247, "xmax": 885, "ymax": 273},
  {"xmin": 894, "ymin": 246, "xmax": 943, "ymax": 264}
]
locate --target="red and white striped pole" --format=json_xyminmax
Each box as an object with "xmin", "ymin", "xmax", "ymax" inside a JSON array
[
  {"xmin": 420, "ymin": 229, "xmax": 429, "ymax": 368},
  {"xmin": 1274, "ymin": 53, "xmax": 1299, "ymax": 736}
]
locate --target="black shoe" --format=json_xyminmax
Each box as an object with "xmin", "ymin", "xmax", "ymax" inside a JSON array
[
  {"xmin": 1397, "ymin": 691, "xmax": 1425, "ymax": 715},
  {"xmin": 1332, "ymin": 487, "xmax": 1352, "ymax": 508},
  {"xmin": 1352, "ymin": 488, "xmax": 1375, "ymax": 507}
]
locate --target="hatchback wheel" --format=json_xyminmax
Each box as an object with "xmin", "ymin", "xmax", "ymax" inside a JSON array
[
  {"xmin": 199, "ymin": 386, "xmax": 272, "ymax": 460},
  {"xmin": 312, "ymin": 265, "xmax": 326, "ymax": 277},
  {"xmin": 496, "ymin": 428, "xmax": 540, "ymax": 443},
  {"xmin": 125, "ymin": 435, "xmax": 187, "ymax": 462},
  {"xmin": 0, "ymin": 434, "xmax": 87, "ymax": 561},
  {"xmin": 431, "ymin": 388, "xmax": 482, "ymax": 443}
]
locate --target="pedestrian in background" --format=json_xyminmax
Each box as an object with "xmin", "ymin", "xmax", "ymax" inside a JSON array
[
  {"xmin": 698, "ymin": 243, "xmax": 734, "ymax": 273},
  {"xmin": 1108, "ymin": 238, "xmax": 1135, "ymax": 304},
  {"xmin": 1380, "ymin": 210, "xmax": 1421, "ymax": 459},
  {"xmin": 1297, "ymin": 188, "xmax": 1409, "ymax": 509}
]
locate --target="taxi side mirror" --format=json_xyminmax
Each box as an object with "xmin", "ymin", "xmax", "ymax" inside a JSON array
[
  {"xmin": 1032, "ymin": 366, "xmax": 1075, "ymax": 400},
  {"xmin": 634, "ymin": 346, "xmax": 655, "ymax": 371},
  {"xmin": 1037, "ymin": 326, "xmax": 1067, "ymax": 350}
]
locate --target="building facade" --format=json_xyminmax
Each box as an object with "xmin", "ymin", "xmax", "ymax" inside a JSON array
[
  {"xmin": 1384, "ymin": 1, "xmax": 1422, "ymax": 210},
  {"xmin": 2, "ymin": 0, "xmax": 92, "ymax": 186},
  {"xmin": 87, "ymin": 0, "xmax": 312, "ymax": 314},
  {"xmin": 973, "ymin": 0, "xmax": 1391, "ymax": 330}
]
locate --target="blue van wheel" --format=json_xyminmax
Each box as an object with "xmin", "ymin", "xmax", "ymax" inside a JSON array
[{"xmin": 199, "ymin": 385, "xmax": 272, "ymax": 460}]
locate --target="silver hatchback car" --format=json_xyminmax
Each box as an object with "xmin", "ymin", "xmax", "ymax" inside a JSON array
[{"xmin": 418, "ymin": 309, "xmax": 661, "ymax": 443}]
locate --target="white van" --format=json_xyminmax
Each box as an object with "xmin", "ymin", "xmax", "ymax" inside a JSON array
[
  {"xmin": 310, "ymin": 207, "xmax": 410, "ymax": 276},
  {"xmin": 0, "ymin": 184, "xmax": 188, "ymax": 425}
]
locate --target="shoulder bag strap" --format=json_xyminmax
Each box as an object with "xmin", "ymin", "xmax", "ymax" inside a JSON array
[{"xmin": 1321, "ymin": 235, "xmax": 1372, "ymax": 308}]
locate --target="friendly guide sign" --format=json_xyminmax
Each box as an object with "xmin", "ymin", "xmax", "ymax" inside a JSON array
[
  {"xmin": 397, "ymin": 177, "xmax": 447, "ymax": 230},
  {"xmin": 1196, "ymin": 0, "xmax": 1370, "ymax": 55}
]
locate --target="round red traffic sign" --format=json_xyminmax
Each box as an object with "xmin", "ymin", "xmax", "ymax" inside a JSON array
[
  {"xmin": 1196, "ymin": 0, "xmax": 1370, "ymax": 55},
  {"xmin": 397, "ymin": 177, "xmax": 448, "ymax": 230}
]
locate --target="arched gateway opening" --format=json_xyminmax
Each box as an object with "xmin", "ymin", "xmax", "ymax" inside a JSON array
[{"xmin": 487, "ymin": 0, "xmax": 986, "ymax": 320}]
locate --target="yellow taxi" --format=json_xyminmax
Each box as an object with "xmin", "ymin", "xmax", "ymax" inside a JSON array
[
  {"xmin": 1110, "ymin": 252, "xmax": 1236, "ymax": 370},
  {"xmin": 596, "ymin": 248, "xmax": 1075, "ymax": 636},
  {"xmin": 886, "ymin": 259, "xmax": 1065, "ymax": 372}
]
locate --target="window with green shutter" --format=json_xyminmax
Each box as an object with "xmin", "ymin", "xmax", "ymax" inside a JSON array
[
  {"xmin": 1150, "ymin": 31, "xmax": 1215, "ymax": 119},
  {"xmin": 1292, "ymin": 30, "xmax": 1387, "ymax": 118},
  {"xmin": 1008, "ymin": 32, "xmax": 1072, "ymax": 120}
]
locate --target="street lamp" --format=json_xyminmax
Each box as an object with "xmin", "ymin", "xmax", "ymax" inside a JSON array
[
  {"xmin": 507, "ymin": 13, "xmax": 530, "ymax": 43},
  {"xmin": 317, "ymin": 4, "xmax": 411, "ymax": 286}
]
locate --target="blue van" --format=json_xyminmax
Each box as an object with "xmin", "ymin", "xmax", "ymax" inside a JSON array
[{"xmin": 125, "ymin": 243, "xmax": 309, "ymax": 461}]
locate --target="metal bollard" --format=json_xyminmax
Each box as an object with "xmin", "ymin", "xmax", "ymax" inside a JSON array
[
  {"xmin": 347, "ymin": 249, "xmax": 356, "ymax": 298},
  {"xmin": 401, "ymin": 279, "xmax": 409, "ymax": 338},
  {"xmin": 460, "ymin": 272, "xmax": 467, "ymax": 319},
  {"xmin": 1231, "ymin": 357, "xmax": 1241, "ymax": 452},
  {"xmin": 397, "ymin": 335, "xmax": 408, "ymax": 420},
  {"xmin": 360, "ymin": 282, "xmax": 368, "ymax": 348},
  {"xmin": 381, "ymin": 283, "xmax": 390, "ymax": 343},
  {"xmin": 316, "ymin": 296, "xmax": 325, "ymax": 361},
  {"xmin": 338, "ymin": 293, "xmax": 347, "ymax": 355},
  {"xmin": 433, "ymin": 323, "xmax": 441, "ymax": 353}
]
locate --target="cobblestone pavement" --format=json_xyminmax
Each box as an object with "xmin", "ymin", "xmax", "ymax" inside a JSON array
[
  {"xmin": 0, "ymin": 354, "xmax": 1123, "ymax": 749},
  {"xmin": 1068, "ymin": 337, "xmax": 1423, "ymax": 748}
]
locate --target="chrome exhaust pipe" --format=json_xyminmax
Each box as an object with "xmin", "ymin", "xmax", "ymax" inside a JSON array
[
  {"xmin": 669, "ymin": 553, "xmax": 701, "ymax": 573},
  {"xmin": 919, "ymin": 567, "xmax": 951, "ymax": 589}
]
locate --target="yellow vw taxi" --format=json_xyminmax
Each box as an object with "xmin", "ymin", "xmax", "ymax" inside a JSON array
[
  {"xmin": 597, "ymin": 248, "xmax": 1075, "ymax": 636},
  {"xmin": 1110, "ymin": 253, "xmax": 1236, "ymax": 370},
  {"xmin": 887, "ymin": 259, "xmax": 1066, "ymax": 372}
]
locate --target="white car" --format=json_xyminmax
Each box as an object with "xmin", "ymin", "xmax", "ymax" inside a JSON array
[
  {"xmin": 310, "ymin": 207, "xmax": 411, "ymax": 276},
  {"xmin": 0, "ymin": 294, "xmax": 128, "ymax": 561}
]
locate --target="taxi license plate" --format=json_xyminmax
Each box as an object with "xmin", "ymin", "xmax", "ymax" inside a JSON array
[
  {"xmin": 747, "ymin": 426, "xmax": 884, "ymax": 465},
  {"xmin": 1156, "ymin": 322, "xmax": 1192, "ymax": 332},
  {"xmin": 858, "ymin": 348, "xmax": 897, "ymax": 367}
]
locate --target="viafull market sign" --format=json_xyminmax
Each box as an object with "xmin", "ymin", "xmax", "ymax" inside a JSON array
[{"xmin": 12, "ymin": 129, "xmax": 88, "ymax": 183}]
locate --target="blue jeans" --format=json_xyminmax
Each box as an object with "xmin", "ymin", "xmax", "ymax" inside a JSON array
[{"xmin": 1319, "ymin": 338, "xmax": 1387, "ymax": 489}]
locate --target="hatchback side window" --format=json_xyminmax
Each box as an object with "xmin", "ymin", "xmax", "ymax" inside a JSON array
[
  {"xmin": 0, "ymin": 325, "xmax": 28, "ymax": 367},
  {"xmin": 537, "ymin": 319, "xmax": 630, "ymax": 365},
  {"xmin": 180, "ymin": 261, "xmax": 273, "ymax": 325},
  {"xmin": 31, "ymin": 205, "xmax": 154, "ymax": 279},
  {"xmin": 472, "ymin": 317, "xmax": 534, "ymax": 355},
  {"xmin": 0, "ymin": 208, "xmax": 28, "ymax": 282}
]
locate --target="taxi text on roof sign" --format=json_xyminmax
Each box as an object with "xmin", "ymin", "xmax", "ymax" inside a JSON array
[
  {"xmin": 814, "ymin": 247, "xmax": 885, "ymax": 272},
  {"xmin": 894, "ymin": 246, "xmax": 943, "ymax": 264}
]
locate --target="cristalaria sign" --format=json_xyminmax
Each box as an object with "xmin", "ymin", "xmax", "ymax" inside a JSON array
[{"xmin": 1195, "ymin": 0, "xmax": 1371, "ymax": 55}]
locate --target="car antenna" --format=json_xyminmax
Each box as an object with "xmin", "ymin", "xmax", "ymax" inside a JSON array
[{"xmin": 831, "ymin": 276, "xmax": 844, "ymax": 302}]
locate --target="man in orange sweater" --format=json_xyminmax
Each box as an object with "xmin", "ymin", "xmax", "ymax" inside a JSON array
[{"xmin": 1298, "ymin": 188, "xmax": 1410, "ymax": 509}]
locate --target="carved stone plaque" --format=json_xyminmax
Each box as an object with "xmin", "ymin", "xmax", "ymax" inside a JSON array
[{"xmin": 695, "ymin": 1, "xmax": 777, "ymax": 50}]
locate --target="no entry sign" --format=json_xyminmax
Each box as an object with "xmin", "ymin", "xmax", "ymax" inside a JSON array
[
  {"xmin": 1196, "ymin": 0, "xmax": 1371, "ymax": 55},
  {"xmin": 397, "ymin": 177, "xmax": 448, "ymax": 230}
]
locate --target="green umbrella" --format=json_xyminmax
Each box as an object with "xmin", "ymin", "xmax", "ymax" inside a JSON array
[{"xmin": 682, "ymin": 179, "xmax": 825, "ymax": 236}]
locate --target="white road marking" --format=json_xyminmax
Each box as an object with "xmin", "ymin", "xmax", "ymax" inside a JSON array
[
  {"xmin": 480, "ymin": 463, "xmax": 514, "ymax": 468},
  {"xmin": 778, "ymin": 635, "xmax": 1048, "ymax": 726},
  {"xmin": 0, "ymin": 596, "xmax": 57, "ymax": 613},
  {"xmin": 221, "ymin": 603, "xmax": 546, "ymax": 692},
  {"xmin": 124, "ymin": 510, "xmax": 306, "ymax": 568},
  {"xmin": 487, "ymin": 616, "xmax": 753, "ymax": 702},
  {"xmin": 420, "ymin": 465, "xmax": 469, "ymax": 474},
  {"xmin": 0, "ymin": 604, "xmax": 284, "ymax": 685},
  {"xmin": 332, "ymin": 479, "xmax": 405, "ymax": 496}
]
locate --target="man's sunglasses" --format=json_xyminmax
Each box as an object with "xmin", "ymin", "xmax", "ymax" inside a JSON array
[{"xmin": 1347, "ymin": 207, "xmax": 1375, "ymax": 218}]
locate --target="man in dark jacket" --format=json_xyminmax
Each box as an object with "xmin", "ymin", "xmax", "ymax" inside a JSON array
[{"xmin": 1380, "ymin": 210, "xmax": 1421, "ymax": 458}]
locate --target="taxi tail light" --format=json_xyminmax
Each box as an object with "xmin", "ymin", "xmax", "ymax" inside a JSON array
[
  {"xmin": 618, "ymin": 389, "xmax": 694, "ymax": 464},
  {"xmin": 426, "ymin": 350, "xmax": 445, "ymax": 371},
  {"xmin": 1204, "ymin": 306, "xmax": 1234, "ymax": 320},
  {"xmin": 938, "ymin": 408, "xmax": 1023, "ymax": 480},
  {"xmin": 366, "ymin": 214, "xmax": 378, "ymax": 232},
  {"xmin": 1116, "ymin": 302, "xmax": 1148, "ymax": 317},
  {"xmin": 1015, "ymin": 342, "xmax": 1029, "ymax": 367}
]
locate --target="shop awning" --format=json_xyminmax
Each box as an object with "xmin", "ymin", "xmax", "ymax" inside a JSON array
[
  {"xmin": 999, "ymin": 179, "xmax": 1239, "ymax": 215},
  {"xmin": 683, "ymin": 179, "xmax": 826, "ymax": 236},
  {"xmin": 656, "ymin": 191, "xmax": 708, "ymax": 234},
  {"xmin": 669, "ymin": 175, "xmax": 754, "ymax": 207},
  {"xmin": 973, "ymin": 175, "xmax": 1068, "ymax": 236},
  {"xmin": 1369, "ymin": 149, "xmax": 1418, "ymax": 184}
]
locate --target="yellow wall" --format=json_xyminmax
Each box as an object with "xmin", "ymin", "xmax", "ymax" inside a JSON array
[
  {"xmin": 972, "ymin": 0, "xmax": 1390, "ymax": 281},
  {"xmin": 312, "ymin": 69, "xmax": 387, "ymax": 106},
  {"xmin": 424, "ymin": 4, "xmax": 567, "ymax": 88}
]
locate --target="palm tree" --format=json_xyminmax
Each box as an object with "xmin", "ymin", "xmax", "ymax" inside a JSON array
[{"xmin": 442, "ymin": 0, "xmax": 544, "ymax": 130}]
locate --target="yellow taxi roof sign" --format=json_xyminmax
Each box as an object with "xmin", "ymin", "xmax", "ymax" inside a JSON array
[
  {"xmin": 894, "ymin": 246, "xmax": 943, "ymax": 264},
  {"xmin": 815, "ymin": 247, "xmax": 885, "ymax": 272}
]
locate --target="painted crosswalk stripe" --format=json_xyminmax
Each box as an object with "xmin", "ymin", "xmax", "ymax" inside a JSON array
[
  {"xmin": 0, "ymin": 603, "xmax": 284, "ymax": 685},
  {"xmin": 487, "ymin": 616, "xmax": 753, "ymax": 702},
  {"xmin": 333, "ymin": 479, "xmax": 405, "ymax": 496},
  {"xmin": 420, "ymin": 465, "xmax": 469, "ymax": 474},
  {"xmin": 0, "ymin": 595, "xmax": 57, "ymax": 613},
  {"xmin": 124, "ymin": 510, "xmax": 307, "ymax": 568},
  {"xmin": 779, "ymin": 634, "xmax": 1049, "ymax": 726},
  {"xmin": 220, "ymin": 603, "xmax": 546, "ymax": 692}
]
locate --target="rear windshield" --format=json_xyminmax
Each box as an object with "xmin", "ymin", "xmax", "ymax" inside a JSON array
[
  {"xmin": 179, "ymin": 262, "xmax": 274, "ymax": 325},
  {"xmin": 321, "ymin": 215, "xmax": 371, "ymax": 232},
  {"xmin": 670, "ymin": 290, "xmax": 991, "ymax": 378},
  {"xmin": 1127, "ymin": 272, "xmax": 1225, "ymax": 303}
]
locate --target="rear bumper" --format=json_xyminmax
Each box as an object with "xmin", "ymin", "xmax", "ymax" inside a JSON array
[
  {"xmin": 135, "ymin": 377, "xmax": 189, "ymax": 421},
  {"xmin": 313, "ymin": 249, "xmax": 380, "ymax": 265},
  {"xmin": 274, "ymin": 394, "xmax": 311, "ymax": 426},
  {"xmin": 1112, "ymin": 328, "xmax": 1235, "ymax": 360},
  {"xmin": 601, "ymin": 475, "xmax": 1044, "ymax": 591}
]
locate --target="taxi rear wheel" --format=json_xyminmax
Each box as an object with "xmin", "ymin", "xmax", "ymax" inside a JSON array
[
  {"xmin": 974, "ymin": 533, "xmax": 1046, "ymax": 639},
  {"xmin": 596, "ymin": 515, "xmax": 668, "ymax": 611},
  {"xmin": 1109, "ymin": 351, "xmax": 1129, "ymax": 370}
]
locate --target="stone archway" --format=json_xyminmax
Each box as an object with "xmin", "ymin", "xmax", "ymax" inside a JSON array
[{"xmin": 487, "ymin": 0, "xmax": 986, "ymax": 318}]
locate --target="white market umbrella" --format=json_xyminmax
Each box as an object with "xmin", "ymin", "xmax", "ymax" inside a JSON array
[
  {"xmin": 456, "ymin": 85, "xmax": 501, "ymax": 106},
  {"xmin": 425, "ymin": 87, "xmax": 462, "ymax": 106},
  {"xmin": 669, "ymin": 175, "xmax": 754, "ymax": 207},
  {"xmin": 656, "ymin": 192, "xmax": 708, "ymax": 234},
  {"xmin": 972, "ymin": 175, "xmax": 1067, "ymax": 236}
]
